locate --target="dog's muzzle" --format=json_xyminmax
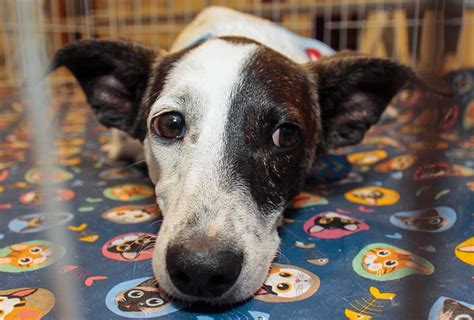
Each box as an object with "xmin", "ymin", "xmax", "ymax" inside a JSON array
[{"xmin": 166, "ymin": 236, "xmax": 244, "ymax": 298}]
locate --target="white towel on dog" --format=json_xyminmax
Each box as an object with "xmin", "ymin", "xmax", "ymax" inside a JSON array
[{"xmin": 170, "ymin": 7, "xmax": 334, "ymax": 64}]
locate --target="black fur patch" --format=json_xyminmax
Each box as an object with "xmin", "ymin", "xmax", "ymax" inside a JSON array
[
  {"xmin": 50, "ymin": 39, "xmax": 155, "ymax": 138},
  {"xmin": 223, "ymin": 46, "xmax": 320, "ymax": 215}
]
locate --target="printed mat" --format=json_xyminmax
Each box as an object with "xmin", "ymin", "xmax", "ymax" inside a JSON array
[{"xmin": 0, "ymin": 70, "xmax": 473, "ymax": 319}]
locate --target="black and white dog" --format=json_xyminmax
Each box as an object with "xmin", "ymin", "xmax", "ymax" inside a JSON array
[{"xmin": 50, "ymin": 7, "xmax": 448, "ymax": 304}]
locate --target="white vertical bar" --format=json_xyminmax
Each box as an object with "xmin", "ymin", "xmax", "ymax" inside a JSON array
[
  {"xmin": 340, "ymin": 0, "xmax": 349, "ymax": 49},
  {"xmin": 14, "ymin": 2, "xmax": 82, "ymax": 319},
  {"xmin": 272, "ymin": 0, "xmax": 278, "ymax": 22},
  {"xmin": 324, "ymin": 0, "xmax": 332, "ymax": 46},
  {"xmin": 83, "ymin": 0, "xmax": 94, "ymax": 38},
  {"xmin": 108, "ymin": 0, "xmax": 118, "ymax": 38},
  {"xmin": 133, "ymin": 0, "xmax": 143, "ymax": 43},
  {"xmin": 411, "ymin": 0, "xmax": 421, "ymax": 67},
  {"xmin": 309, "ymin": 0, "xmax": 317, "ymax": 38},
  {"xmin": 167, "ymin": 0, "xmax": 176, "ymax": 49}
]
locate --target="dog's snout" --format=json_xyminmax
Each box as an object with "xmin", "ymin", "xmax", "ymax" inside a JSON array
[{"xmin": 166, "ymin": 239, "xmax": 243, "ymax": 298}]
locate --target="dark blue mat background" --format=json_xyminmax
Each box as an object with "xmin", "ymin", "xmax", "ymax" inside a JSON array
[{"xmin": 0, "ymin": 70, "xmax": 473, "ymax": 319}]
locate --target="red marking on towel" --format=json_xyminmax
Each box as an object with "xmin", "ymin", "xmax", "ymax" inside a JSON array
[
  {"xmin": 335, "ymin": 208, "xmax": 351, "ymax": 214},
  {"xmin": 0, "ymin": 203, "xmax": 12, "ymax": 210},
  {"xmin": 306, "ymin": 48, "xmax": 322, "ymax": 61},
  {"xmin": 358, "ymin": 206, "xmax": 375, "ymax": 213},
  {"xmin": 85, "ymin": 276, "xmax": 108, "ymax": 286},
  {"xmin": 0, "ymin": 170, "xmax": 9, "ymax": 182}
]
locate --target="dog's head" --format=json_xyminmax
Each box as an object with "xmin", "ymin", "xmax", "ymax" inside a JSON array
[{"xmin": 50, "ymin": 38, "xmax": 449, "ymax": 303}]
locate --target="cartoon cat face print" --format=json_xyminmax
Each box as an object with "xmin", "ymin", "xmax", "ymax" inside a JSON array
[
  {"xmin": 397, "ymin": 210, "xmax": 446, "ymax": 231},
  {"xmin": 116, "ymin": 279, "xmax": 166, "ymax": 313},
  {"xmin": 441, "ymin": 299, "xmax": 474, "ymax": 319},
  {"xmin": 428, "ymin": 296, "xmax": 474, "ymax": 320},
  {"xmin": 0, "ymin": 241, "xmax": 65, "ymax": 273},
  {"xmin": 390, "ymin": 207, "xmax": 457, "ymax": 233},
  {"xmin": 107, "ymin": 209, "xmax": 152, "ymax": 224},
  {"xmin": 255, "ymin": 264, "xmax": 320, "ymax": 303},
  {"xmin": 108, "ymin": 235, "xmax": 155, "ymax": 260},
  {"xmin": 0, "ymin": 244, "xmax": 52, "ymax": 268},
  {"xmin": 102, "ymin": 205, "xmax": 160, "ymax": 224},
  {"xmin": 106, "ymin": 277, "xmax": 183, "ymax": 318},
  {"xmin": 102, "ymin": 233, "xmax": 156, "ymax": 262},
  {"xmin": 0, "ymin": 288, "xmax": 37, "ymax": 319},
  {"xmin": 353, "ymin": 243, "xmax": 434, "ymax": 281},
  {"xmin": 103, "ymin": 184, "xmax": 154, "ymax": 201},
  {"xmin": 9, "ymin": 212, "xmax": 73, "ymax": 233},
  {"xmin": 362, "ymin": 247, "xmax": 416, "ymax": 276},
  {"xmin": 304, "ymin": 211, "xmax": 369, "ymax": 239},
  {"xmin": 0, "ymin": 288, "xmax": 55, "ymax": 320}
]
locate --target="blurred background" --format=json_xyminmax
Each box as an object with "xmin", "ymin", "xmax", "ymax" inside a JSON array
[{"xmin": 0, "ymin": 0, "xmax": 473, "ymax": 90}]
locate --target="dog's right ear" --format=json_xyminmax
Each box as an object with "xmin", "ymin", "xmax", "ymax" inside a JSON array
[{"xmin": 49, "ymin": 40, "xmax": 156, "ymax": 139}]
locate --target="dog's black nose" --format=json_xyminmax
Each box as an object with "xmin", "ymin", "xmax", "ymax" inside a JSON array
[{"xmin": 166, "ymin": 239, "xmax": 243, "ymax": 298}]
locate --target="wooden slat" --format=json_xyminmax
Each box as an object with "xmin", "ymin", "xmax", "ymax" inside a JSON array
[
  {"xmin": 418, "ymin": 9, "xmax": 444, "ymax": 73},
  {"xmin": 392, "ymin": 9, "xmax": 410, "ymax": 64},
  {"xmin": 358, "ymin": 10, "xmax": 389, "ymax": 58}
]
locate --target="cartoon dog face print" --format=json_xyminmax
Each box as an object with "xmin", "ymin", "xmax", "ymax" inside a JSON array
[
  {"xmin": 352, "ymin": 243, "xmax": 434, "ymax": 281},
  {"xmin": 9, "ymin": 212, "xmax": 74, "ymax": 233},
  {"xmin": 390, "ymin": 207, "xmax": 457, "ymax": 233},
  {"xmin": 347, "ymin": 150, "xmax": 388, "ymax": 166},
  {"xmin": 19, "ymin": 189, "xmax": 75, "ymax": 205},
  {"xmin": 0, "ymin": 241, "xmax": 65, "ymax": 273},
  {"xmin": 24, "ymin": 167, "xmax": 74, "ymax": 184},
  {"xmin": 102, "ymin": 205, "xmax": 160, "ymax": 224},
  {"xmin": 0, "ymin": 288, "xmax": 55, "ymax": 320},
  {"xmin": 99, "ymin": 167, "xmax": 143, "ymax": 180},
  {"xmin": 102, "ymin": 233, "xmax": 155, "ymax": 262},
  {"xmin": 255, "ymin": 264, "xmax": 320, "ymax": 303},
  {"xmin": 375, "ymin": 154, "xmax": 417, "ymax": 173},
  {"xmin": 345, "ymin": 186, "xmax": 400, "ymax": 206},
  {"xmin": 455, "ymin": 237, "xmax": 474, "ymax": 266},
  {"xmin": 428, "ymin": 296, "xmax": 474, "ymax": 320},
  {"xmin": 290, "ymin": 192, "xmax": 328, "ymax": 209},
  {"xmin": 105, "ymin": 277, "xmax": 183, "ymax": 318},
  {"xmin": 103, "ymin": 184, "xmax": 154, "ymax": 201},
  {"xmin": 303, "ymin": 211, "xmax": 369, "ymax": 239}
]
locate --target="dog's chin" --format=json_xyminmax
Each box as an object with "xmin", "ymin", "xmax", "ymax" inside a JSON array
[{"xmin": 152, "ymin": 249, "xmax": 273, "ymax": 305}]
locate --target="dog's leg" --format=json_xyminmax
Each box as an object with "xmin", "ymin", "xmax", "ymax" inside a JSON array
[{"xmin": 103, "ymin": 129, "xmax": 145, "ymax": 163}]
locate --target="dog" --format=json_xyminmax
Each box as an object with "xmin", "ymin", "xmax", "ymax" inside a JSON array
[{"xmin": 49, "ymin": 7, "xmax": 450, "ymax": 304}]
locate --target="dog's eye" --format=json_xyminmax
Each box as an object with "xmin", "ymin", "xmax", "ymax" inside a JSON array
[
  {"xmin": 272, "ymin": 124, "xmax": 300, "ymax": 148},
  {"xmin": 152, "ymin": 112, "xmax": 186, "ymax": 139}
]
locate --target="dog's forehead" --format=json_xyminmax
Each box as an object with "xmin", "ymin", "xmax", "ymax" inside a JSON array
[{"xmin": 150, "ymin": 39, "xmax": 258, "ymax": 115}]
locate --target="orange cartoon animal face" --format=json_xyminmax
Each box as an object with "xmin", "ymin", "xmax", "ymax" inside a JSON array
[
  {"xmin": 361, "ymin": 247, "xmax": 429, "ymax": 276},
  {"xmin": 103, "ymin": 184, "xmax": 154, "ymax": 201},
  {"xmin": 0, "ymin": 244, "xmax": 52, "ymax": 269}
]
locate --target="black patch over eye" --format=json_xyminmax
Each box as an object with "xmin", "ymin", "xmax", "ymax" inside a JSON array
[
  {"xmin": 152, "ymin": 112, "xmax": 186, "ymax": 139},
  {"xmin": 272, "ymin": 123, "xmax": 300, "ymax": 148}
]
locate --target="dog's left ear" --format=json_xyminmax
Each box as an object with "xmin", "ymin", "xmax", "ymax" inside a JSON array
[
  {"xmin": 308, "ymin": 51, "xmax": 452, "ymax": 150},
  {"xmin": 49, "ymin": 39, "xmax": 156, "ymax": 139}
]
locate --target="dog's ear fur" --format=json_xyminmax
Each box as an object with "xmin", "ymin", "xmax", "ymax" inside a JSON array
[
  {"xmin": 49, "ymin": 40, "xmax": 156, "ymax": 139},
  {"xmin": 308, "ymin": 51, "xmax": 452, "ymax": 150}
]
